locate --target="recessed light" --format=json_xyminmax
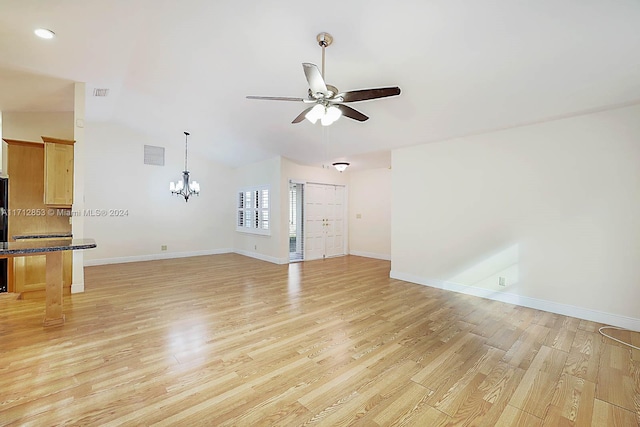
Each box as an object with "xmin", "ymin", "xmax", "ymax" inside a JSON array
[{"xmin": 34, "ymin": 28, "xmax": 55, "ymax": 39}]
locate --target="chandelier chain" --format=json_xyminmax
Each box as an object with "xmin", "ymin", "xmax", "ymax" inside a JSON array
[{"xmin": 184, "ymin": 131, "xmax": 190, "ymax": 171}]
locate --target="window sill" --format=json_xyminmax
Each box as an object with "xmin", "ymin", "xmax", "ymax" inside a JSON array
[{"xmin": 235, "ymin": 228, "xmax": 271, "ymax": 236}]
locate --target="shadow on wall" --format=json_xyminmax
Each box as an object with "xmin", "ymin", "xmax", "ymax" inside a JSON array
[{"xmin": 445, "ymin": 244, "xmax": 519, "ymax": 296}]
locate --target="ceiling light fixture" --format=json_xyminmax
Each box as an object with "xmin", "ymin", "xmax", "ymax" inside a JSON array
[
  {"xmin": 170, "ymin": 131, "xmax": 200, "ymax": 202},
  {"xmin": 34, "ymin": 28, "xmax": 55, "ymax": 39},
  {"xmin": 332, "ymin": 162, "xmax": 350, "ymax": 172}
]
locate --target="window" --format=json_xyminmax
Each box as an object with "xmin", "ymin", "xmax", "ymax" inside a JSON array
[{"xmin": 237, "ymin": 186, "xmax": 270, "ymax": 235}]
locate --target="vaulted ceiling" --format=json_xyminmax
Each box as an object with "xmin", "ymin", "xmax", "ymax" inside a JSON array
[{"xmin": 1, "ymin": 0, "xmax": 639, "ymax": 170}]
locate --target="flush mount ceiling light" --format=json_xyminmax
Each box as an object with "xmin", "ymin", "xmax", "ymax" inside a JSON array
[
  {"xmin": 332, "ymin": 162, "xmax": 350, "ymax": 172},
  {"xmin": 34, "ymin": 28, "xmax": 55, "ymax": 39},
  {"xmin": 170, "ymin": 131, "xmax": 200, "ymax": 202}
]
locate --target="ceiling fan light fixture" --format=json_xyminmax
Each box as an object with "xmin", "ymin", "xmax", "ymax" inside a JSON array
[
  {"xmin": 322, "ymin": 105, "xmax": 342, "ymax": 126},
  {"xmin": 333, "ymin": 162, "xmax": 350, "ymax": 172},
  {"xmin": 305, "ymin": 104, "xmax": 325, "ymax": 124},
  {"xmin": 307, "ymin": 104, "xmax": 342, "ymax": 126}
]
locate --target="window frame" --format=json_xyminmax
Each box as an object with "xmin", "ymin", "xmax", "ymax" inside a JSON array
[{"xmin": 236, "ymin": 185, "xmax": 271, "ymax": 235}]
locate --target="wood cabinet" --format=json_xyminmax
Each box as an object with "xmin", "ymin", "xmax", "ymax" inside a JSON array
[
  {"xmin": 2, "ymin": 137, "xmax": 74, "ymax": 297},
  {"xmin": 42, "ymin": 136, "xmax": 75, "ymax": 207}
]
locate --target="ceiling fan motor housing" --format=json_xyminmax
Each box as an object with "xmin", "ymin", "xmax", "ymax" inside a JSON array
[{"xmin": 316, "ymin": 32, "xmax": 333, "ymax": 47}]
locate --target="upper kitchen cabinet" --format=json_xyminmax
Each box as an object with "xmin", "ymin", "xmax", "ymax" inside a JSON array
[{"xmin": 42, "ymin": 136, "xmax": 75, "ymax": 207}]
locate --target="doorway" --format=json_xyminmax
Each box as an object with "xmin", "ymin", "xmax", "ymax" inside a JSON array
[{"xmin": 289, "ymin": 182, "xmax": 304, "ymax": 262}]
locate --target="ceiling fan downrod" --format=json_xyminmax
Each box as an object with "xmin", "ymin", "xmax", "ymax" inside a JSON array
[{"xmin": 316, "ymin": 32, "xmax": 333, "ymax": 79}]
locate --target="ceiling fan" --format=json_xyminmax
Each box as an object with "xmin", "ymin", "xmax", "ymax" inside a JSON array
[{"xmin": 246, "ymin": 32, "xmax": 401, "ymax": 126}]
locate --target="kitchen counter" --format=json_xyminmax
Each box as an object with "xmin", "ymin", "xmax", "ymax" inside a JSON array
[
  {"xmin": 0, "ymin": 238, "xmax": 95, "ymax": 255},
  {"xmin": 12, "ymin": 232, "xmax": 73, "ymax": 240},
  {"xmin": 0, "ymin": 238, "xmax": 96, "ymax": 326}
]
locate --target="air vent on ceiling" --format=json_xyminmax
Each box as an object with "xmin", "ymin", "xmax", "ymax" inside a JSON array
[
  {"xmin": 93, "ymin": 88, "xmax": 109, "ymax": 97},
  {"xmin": 144, "ymin": 145, "xmax": 165, "ymax": 166}
]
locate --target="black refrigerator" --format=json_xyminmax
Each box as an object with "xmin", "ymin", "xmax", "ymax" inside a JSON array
[{"xmin": 0, "ymin": 176, "xmax": 7, "ymax": 292}]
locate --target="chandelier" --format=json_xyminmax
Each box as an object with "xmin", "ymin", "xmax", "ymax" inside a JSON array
[{"xmin": 169, "ymin": 131, "xmax": 200, "ymax": 202}]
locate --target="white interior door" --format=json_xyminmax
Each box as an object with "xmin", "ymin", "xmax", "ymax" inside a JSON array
[
  {"xmin": 325, "ymin": 185, "xmax": 344, "ymax": 257},
  {"xmin": 304, "ymin": 184, "xmax": 325, "ymax": 261},
  {"xmin": 304, "ymin": 183, "xmax": 345, "ymax": 260}
]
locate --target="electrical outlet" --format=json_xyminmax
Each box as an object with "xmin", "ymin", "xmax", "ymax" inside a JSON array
[
  {"xmin": 498, "ymin": 277, "xmax": 506, "ymax": 287},
  {"xmin": 254, "ymin": 245, "xmax": 257, "ymax": 250},
  {"xmin": 161, "ymin": 245, "xmax": 167, "ymax": 251}
]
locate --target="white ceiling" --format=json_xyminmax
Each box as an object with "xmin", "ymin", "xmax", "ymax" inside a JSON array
[{"xmin": 1, "ymin": 0, "xmax": 639, "ymax": 170}]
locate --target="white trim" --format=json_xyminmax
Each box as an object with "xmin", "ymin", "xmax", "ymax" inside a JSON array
[
  {"xmin": 84, "ymin": 248, "xmax": 233, "ymax": 266},
  {"xmin": 390, "ymin": 270, "xmax": 640, "ymax": 332},
  {"xmin": 234, "ymin": 249, "xmax": 289, "ymax": 265},
  {"xmin": 350, "ymin": 250, "xmax": 391, "ymax": 261},
  {"xmin": 71, "ymin": 282, "xmax": 84, "ymax": 293}
]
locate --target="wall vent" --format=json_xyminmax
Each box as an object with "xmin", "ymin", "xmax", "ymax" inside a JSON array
[
  {"xmin": 144, "ymin": 145, "xmax": 165, "ymax": 166},
  {"xmin": 93, "ymin": 88, "xmax": 109, "ymax": 97}
]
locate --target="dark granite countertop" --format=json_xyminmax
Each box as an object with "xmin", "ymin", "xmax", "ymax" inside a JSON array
[
  {"xmin": 12, "ymin": 232, "xmax": 73, "ymax": 240},
  {"xmin": 0, "ymin": 238, "xmax": 96, "ymax": 255}
]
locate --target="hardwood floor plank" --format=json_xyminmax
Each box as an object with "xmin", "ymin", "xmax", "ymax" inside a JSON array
[
  {"xmin": 596, "ymin": 341, "xmax": 638, "ymax": 414},
  {"xmin": 368, "ymin": 381, "xmax": 435, "ymax": 426},
  {"xmin": 544, "ymin": 374, "xmax": 596, "ymax": 426},
  {"xmin": 450, "ymin": 361, "xmax": 526, "ymax": 426},
  {"xmin": 563, "ymin": 329, "xmax": 602, "ymax": 383},
  {"xmin": 308, "ymin": 359, "xmax": 421, "ymax": 426},
  {"xmin": 0, "ymin": 254, "xmax": 637, "ymax": 426},
  {"xmin": 495, "ymin": 404, "xmax": 543, "ymax": 427},
  {"xmin": 590, "ymin": 398, "xmax": 639, "ymax": 427},
  {"xmin": 502, "ymin": 323, "xmax": 551, "ymax": 370},
  {"xmin": 508, "ymin": 345, "xmax": 569, "ymax": 418}
]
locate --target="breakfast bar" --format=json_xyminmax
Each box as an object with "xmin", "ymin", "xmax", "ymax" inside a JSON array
[{"xmin": 0, "ymin": 238, "xmax": 96, "ymax": 326}]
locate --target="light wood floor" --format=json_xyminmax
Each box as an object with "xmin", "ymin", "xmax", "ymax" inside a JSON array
[{"xmin": 1, "ymin": 254, "xmax": 638, "ymax": 426}]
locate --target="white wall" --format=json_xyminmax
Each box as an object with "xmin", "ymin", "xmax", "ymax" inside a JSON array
[
  {"xmin": 1, "ymin": 111, "xmax": 74, "ymax": 141},
  {"xmin": 233, "ymin": 156, "xmax": 284, "ymax": 263},
  {"xmin": 72, "ymin": 83, "xmax": 86, "ymax": 292},
  {"xmin": 348, "ymin": 167, "xmax": 391, "ymax": 260},
  {"xmin": 391, "ymin": 104, "xmax": 640, "ymax": 330},
  {"xmin": 83, "ymin": 122, "xmax": 234, "ymax": 264}
]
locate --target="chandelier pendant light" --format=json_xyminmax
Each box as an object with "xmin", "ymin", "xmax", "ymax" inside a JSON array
[{"xmin": 170, "ymin": 131, "xmax": 200, "ymax": 202}]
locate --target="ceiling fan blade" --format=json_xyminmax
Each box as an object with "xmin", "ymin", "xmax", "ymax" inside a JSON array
[
  {"xmin": 337, "ymin": 87, "xmax": 401, "ymax": 103},
  {"xmin": 246, "ymin": 96, "xmax": 304, "ymax": 102},
  {"xmin": 336, "ymin": 104, "xmax": 369, "ymax": 122},
  {"xmin": 292, "ymin": 106, "xmax": 315, "ymax": 124},
  {"xmin": 302, "ymin": 63, "xmax": 328, "ymax": 96}
]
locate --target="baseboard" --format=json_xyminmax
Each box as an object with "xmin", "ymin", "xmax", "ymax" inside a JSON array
[
  {"xmin": 349, "ymin": 250, "xmax": 391, "ymax": 261},
  {"xmin": 390, "ymin": 270, "xmax": 640, "ymax": 332},
  {"xmin": 84, "ymin": 248, "xmax": 234, "ymax": 266},
  {"xmin": 71, "ymin": 283, "xmax": 84, "ymax": 294},
  {"xmin": 233, "ymin": 249, "xmax": 289, "ymax": 265}
]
